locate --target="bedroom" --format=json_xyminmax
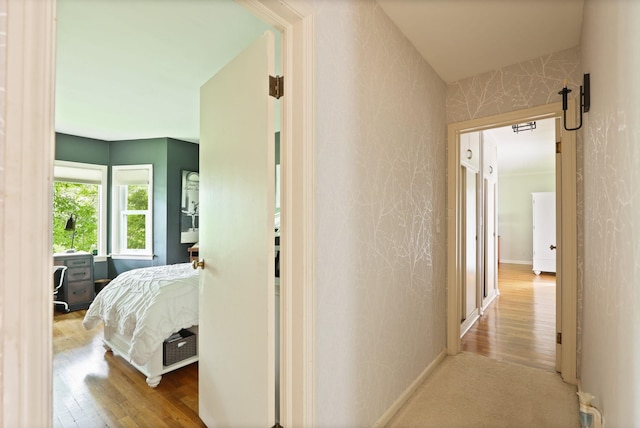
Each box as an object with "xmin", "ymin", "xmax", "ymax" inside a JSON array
[{"xmin": 52, "ymin": 0, "xmax": 284, "ymax": 426}]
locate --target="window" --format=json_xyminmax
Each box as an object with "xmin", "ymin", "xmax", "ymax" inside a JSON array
[
  {"xmin": 53, "ymin": 161, "xmax": 108, "ymax": 259},
  {"xmin": 112, "ymin": 165, "xmax": 153, "ymax": 259}
]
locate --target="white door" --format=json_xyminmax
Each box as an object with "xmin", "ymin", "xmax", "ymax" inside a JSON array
[
  {"xmin": 198, "ymin": 31, "xmax": 276, "ymax": 427},
  {"xmin": 465, "ymin": 169, "xmax": 477, "ymax": 319},
  {"xmin": 555, "ymin": 120, "xmax": 563, "ymax": 372},
  {"xmin": 483, "ymin": 179, "xmax": 497, "ymax": 308},
  {"xmin": 532, "ymin": 192, "xmax": 556, "ymax": 274},
  {"xmin": 460, "ymin": 131, "xmax": 480, "ymax": 334}
]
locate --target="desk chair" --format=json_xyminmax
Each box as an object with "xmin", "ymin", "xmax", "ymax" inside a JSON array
[{"xmin": 53, "ymin": 265, "xmax": 69, "ymax": 312}]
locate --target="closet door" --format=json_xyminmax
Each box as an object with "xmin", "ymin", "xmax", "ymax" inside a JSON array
[
  {"xmin": 460, "ymin": 132, "xmax": 481, "ymax": 334},
  {"xmin": 464, "ymin": 168, "xmax": 478, "ymax": 321},
  {"xmin": 482, "ymin": 137, "xmax": 498, "ymax": 309}
]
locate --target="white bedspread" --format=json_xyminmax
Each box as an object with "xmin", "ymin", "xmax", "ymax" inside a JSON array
[{"xmin": 83, "ymin": 263, "xmax": 199, "ymax": 366}]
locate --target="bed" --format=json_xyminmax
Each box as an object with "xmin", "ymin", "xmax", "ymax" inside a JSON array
[{"xmin": 83, "ymin": 263, "xmax": 199, "ymax": 387}]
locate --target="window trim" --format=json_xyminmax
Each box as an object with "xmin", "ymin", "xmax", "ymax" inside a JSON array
[
  {"xmin": 53, "ymin": 160, "xmax": 108, "ymax": 259},
  {"xmin": 111, "ymin": 164, "xmax": 154, "ymax": 259}
]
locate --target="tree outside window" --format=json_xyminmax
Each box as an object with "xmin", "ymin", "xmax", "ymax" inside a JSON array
[
  {"xmin": 112, "ymin": 164, "xmax": 153, "ymax": 258},
  {"xmin": 52, "ymin": 181, "xmax": 99, "ymax": 253},
  {"xmin": 123, "ymin": 185, "xmax": 148, "ymax": 250}
]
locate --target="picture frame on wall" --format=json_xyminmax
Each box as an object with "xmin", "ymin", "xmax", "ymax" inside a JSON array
[{"xmin": 180, "ymin": 170, "xmax": 199, "ymax": 243}]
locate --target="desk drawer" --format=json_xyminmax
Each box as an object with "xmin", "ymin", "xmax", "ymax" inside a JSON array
[
  {"xmin": 67, "ymin": 267, "xmax": 92, "ymax": 282},
  {"xmin": 66, "ymin": 257, "xmax": 92, "ymax": 268},
  {"xmin": 67, "ymin": 281, "xmax": 93, "ymax": 306}
]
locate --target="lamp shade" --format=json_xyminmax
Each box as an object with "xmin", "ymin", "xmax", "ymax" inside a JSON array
[{"xmin": 64, "ymin": 214, "xmax": 76, "ymax": 231}]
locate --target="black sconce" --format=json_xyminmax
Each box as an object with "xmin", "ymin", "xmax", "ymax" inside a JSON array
[{"xmin": 558, "ymin": 73, "xmax": 590, "ymax": 131}]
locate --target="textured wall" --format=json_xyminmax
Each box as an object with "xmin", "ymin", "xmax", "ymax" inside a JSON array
[
  {"xmin": 447, "ymin": 47, "xmax": 581, "ymax": 124},
  {"xmin": 313, "ymin": 0, "xmax": 447, "ymax": 425},
  {"xmin": 580, "ymin": 0, "xmax": 640, "ymax": 424},
  {"xmin": 446, "ymin": 46, "xmax": 585, "ymax": 372}
]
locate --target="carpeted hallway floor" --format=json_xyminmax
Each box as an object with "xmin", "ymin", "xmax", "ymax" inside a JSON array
[{"xmin": 388, "ymin": 352, "xmax": 580, "ymax": 428}]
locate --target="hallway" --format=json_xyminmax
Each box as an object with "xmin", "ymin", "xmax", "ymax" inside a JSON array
[{"xmin": 388, "ymin": 265, "xmax": 577, "ymax": 427}]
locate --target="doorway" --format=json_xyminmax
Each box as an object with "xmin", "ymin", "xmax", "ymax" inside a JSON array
[
  {"xmin": 446, "ymin": 102, "xmax": 578, "ymax": 384},
  {"xmin": 459, "ymin": 118, "xmax": 558, "ymax": 371},
  {"xmin": 1, "ymin": 0, "xmax": 315, "ymax": 426}
]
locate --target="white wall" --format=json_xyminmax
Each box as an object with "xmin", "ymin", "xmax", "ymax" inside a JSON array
[
  {"xmin": 580, "ymin": 0, "xmax": 640, "ymax": 424},
  {"xmin": 498, "ymin": 172, "xmax": 555, "ymax": 264},
  {"xmin": 312, "ymin": 1, "xmax": 447, "ymax": 425}
]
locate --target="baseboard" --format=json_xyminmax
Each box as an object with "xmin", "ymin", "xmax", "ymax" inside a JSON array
[
  {"xmin": 373, "ymin": 348, "xmax": 448, "ymax": 428},
  {"xmin": 499, "ymin": 259, "xmax": 532, "ymax": 265}
]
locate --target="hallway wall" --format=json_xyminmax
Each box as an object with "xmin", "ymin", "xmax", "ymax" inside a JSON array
[
  {"xmin": 580, "ymin": 0, "xmax": 640, "ymax": 424},
  {"xmin": 446, "ymin": 46, "xmax": 581, "ymax": 124},
  {"xmin": 312, "ymin": 1, "xmax": 447, "ymax": 425},
  {"xmin": 498, "ymin": 172, "xmax": 555, "ymax": 264},
  {"xmin": 445, "ymin": 46, "xmax": 586, "ymax": 369}
]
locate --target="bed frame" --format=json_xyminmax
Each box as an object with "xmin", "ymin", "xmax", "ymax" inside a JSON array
[{"xmin": 102, "ymin": 325, "xmax": 199, "ymax": 387}]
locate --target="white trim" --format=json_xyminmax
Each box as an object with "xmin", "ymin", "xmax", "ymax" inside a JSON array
[
  {"xmin": 111, "ymin": 164, "xmax": 154, "ymax": 257},
  {"xmin": 499, "ymin": 259, "xmax": 533, "ymax": 265},
  {"xmin": 53, "ymin": 160, "xmax": 109, "ymax": 257},
  {"xmin": 1, "ymin": 0, "xmax": 57, "ymax": 426},
  {"xmin": 447, "ymin": 103, "xmax": 577, "ymax": 384},
  {"xmin": 238, "ymin": 1, "xmax": 317, "ymax": 426},
  {"xmin": 110, "ymin": 254, "xmax": 155, "ymax": 261},
  {"xmin": 373, "ymin": 349, "xmax": 448, "ymax": 427}
]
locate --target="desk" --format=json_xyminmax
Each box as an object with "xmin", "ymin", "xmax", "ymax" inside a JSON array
[{"xmin": 53, "ymin": 252, "xmax": 95, "ymax": 311}]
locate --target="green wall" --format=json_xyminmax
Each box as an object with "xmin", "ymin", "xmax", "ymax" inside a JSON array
[
  {"xmin": 54, "ymin": 132, "xmax": 281, "ymax": 278},
  {"xmin": 109, "ymin": 138, "xmax": 169, "ymax": 273},
  {"xmin": 56, "ymin": 133, "xmax": 109, "ymax": 164},
  {"xmin": 55, "ymin": 133, "xmax": 199, "ymax": 278},
  {"xmin": 167, "ymin": 138, "xmax": 199, "ymax": 265}
]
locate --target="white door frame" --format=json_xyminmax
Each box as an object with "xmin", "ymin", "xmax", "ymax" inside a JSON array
[
  {"xmin": 0, "ymin": 0, "xmax": 316, "ymax": 426},
  {"xmin": 446, "ymin": 102, "xmax": 578, "ymax": 384}
]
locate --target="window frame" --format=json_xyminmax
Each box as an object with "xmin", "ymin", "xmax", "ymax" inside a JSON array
[
  {"xmin": 53, "ymin": 160, "xmax": 108, "ymax": 261},
  {"xmin": 111, "ymin": 164, "xmax": 154, "ymax": 260}
]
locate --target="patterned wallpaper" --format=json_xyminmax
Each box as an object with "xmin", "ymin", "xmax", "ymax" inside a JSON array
[
  {"xmin": 445, "ymin": 46, "xmax": 585, "ymax": 374},
  {"xmin": 313, "ymin": 0, "xmax": 447, "ymax": 425},
  {"xmin": 447, "ymin": 47, "xmax": 581, "ymax": 124},
  {"xmin": 579, "ymin": 0, "xmax": 640, "ymax": 424}
]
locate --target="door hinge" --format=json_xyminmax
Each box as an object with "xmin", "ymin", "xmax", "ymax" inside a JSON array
[
  {"xmin": 556, "ymin": 332, "xmax": 562, "ymax": 344},
  {"xmin": 269, "ymin": 75, "xmax": 284, "ymax": 99},
  {"xmin": 556, "ymin": 141, "xmax": 562, "ymax": 154}
]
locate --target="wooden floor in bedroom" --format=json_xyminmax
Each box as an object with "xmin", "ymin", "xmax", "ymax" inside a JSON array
[{"xmin": 53, "ymin": 310, "xmax": 205, "ymax": 427}]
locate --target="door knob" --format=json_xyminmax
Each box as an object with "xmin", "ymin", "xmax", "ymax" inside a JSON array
[
  {"xmin": 192, "ymin": 259, "xmax": 205, "ymax": 270},
  {"xmin": 550, "ymin": 245, "xmax": 557, "ymax": 250}
]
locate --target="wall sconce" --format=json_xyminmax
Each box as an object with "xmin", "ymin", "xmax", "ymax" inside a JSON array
[
  {"xmin": 512, "ymin": 121, "xmax": 536, "ymax": 133},
  {"xmin": 558, "ymin": 73, "xmax": 590, "ymax": 131}
]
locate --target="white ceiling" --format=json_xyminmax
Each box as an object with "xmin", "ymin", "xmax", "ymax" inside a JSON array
[
  {"xmin": 484, "ymin": 118, "xmax": 556, "ymax": 176},
  {"xmin": 55, "ymin": 0, "xmax": 274, "ymax": 143},
  {"xmin": 377, "ymin": 0, "xmax": 584, "ymax": 83},
  {"xmin": 55, "ymin": 0, "xmax": 583, "ymax": 175}
]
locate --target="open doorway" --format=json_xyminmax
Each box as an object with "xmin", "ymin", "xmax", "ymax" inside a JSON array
[
  {"xmin": 459, "ymin": 118, "xmax": 558, "ymax": 371},
  {"xmin": 446, "ymin": 102, "xmax": 578, "ymax": 385},
  {"xmin": 53, "ymin": 2, "xmax": 288, "ymax": 423},
  {"xmin": 2, "ymin": 0, "xmax": 314, "ymax": 425}
]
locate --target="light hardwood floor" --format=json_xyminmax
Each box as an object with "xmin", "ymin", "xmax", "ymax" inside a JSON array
[
  {"xmin": 53, "ymin": 310, "xmax": 205, "ymax": 427},
  {"xmin": 461, "ymin": 263, "xmax": 557, "ymax": 371},
  {"xmin": 54, "ymin": 263, "xmax": 554, "ymax": 426}
]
